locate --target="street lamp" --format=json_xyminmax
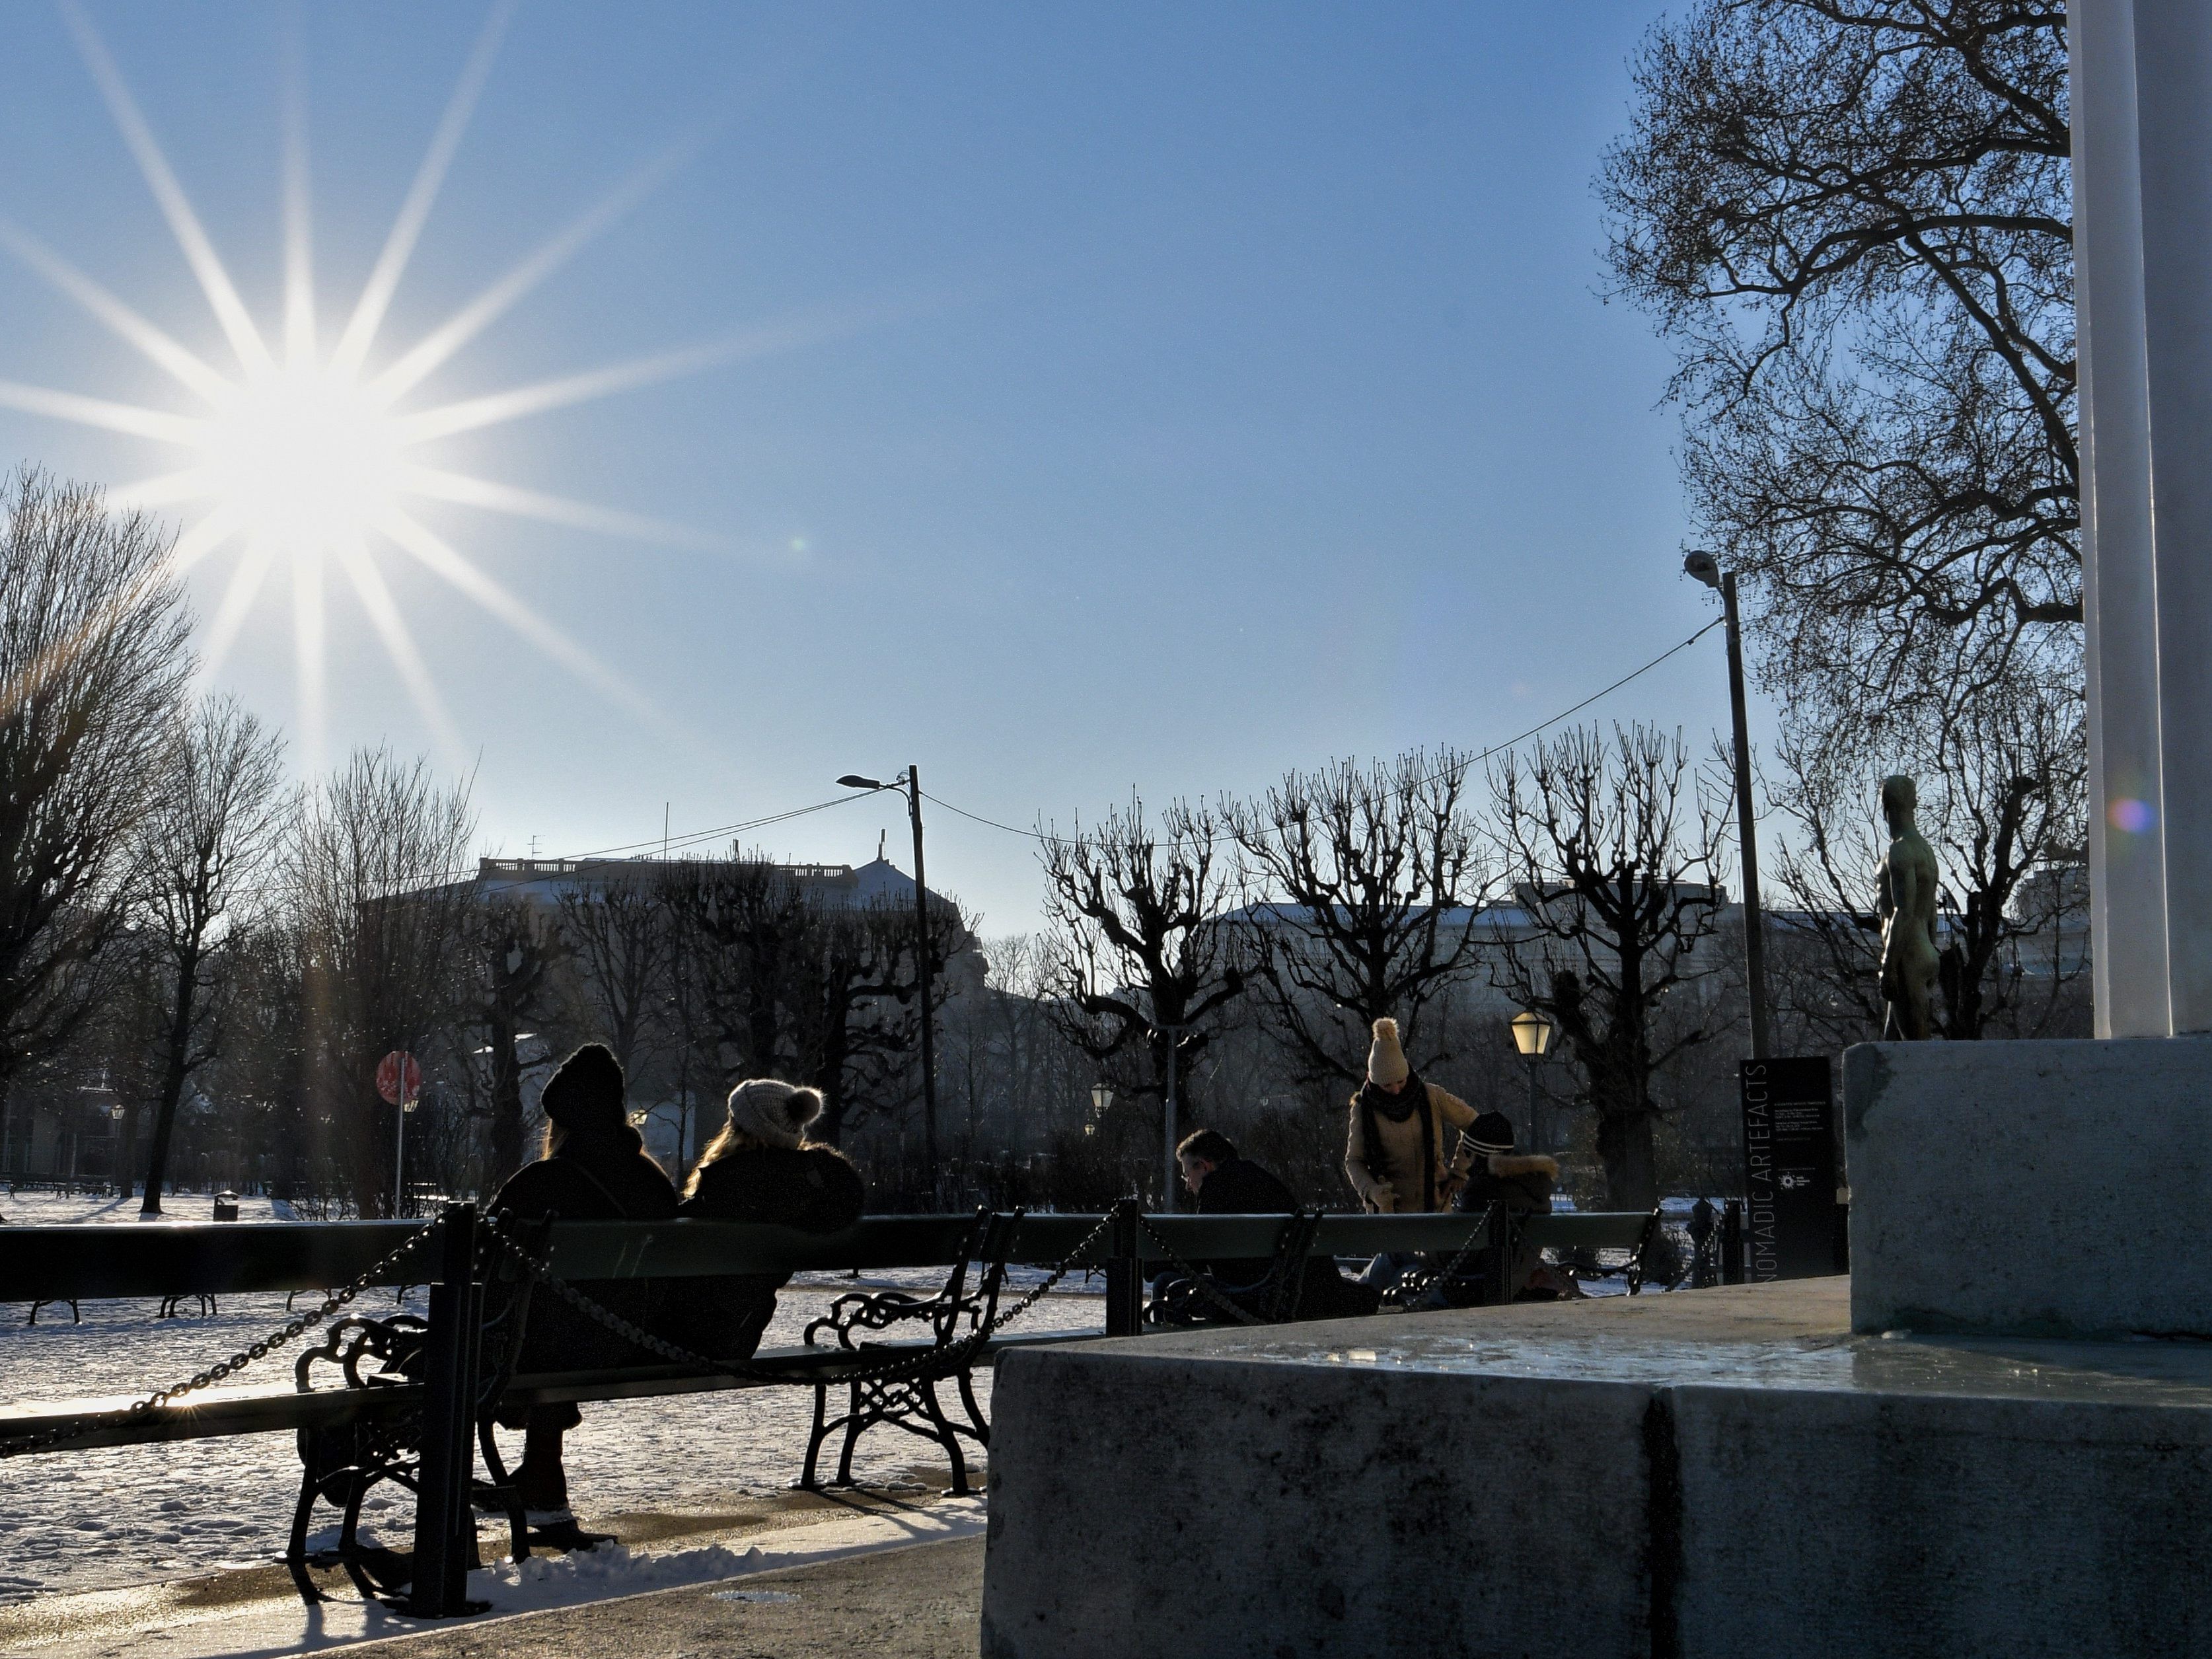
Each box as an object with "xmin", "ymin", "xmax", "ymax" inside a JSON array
[
  {"xmin": 1086, "ymin": 1084, "xmax": 1112, "ymax": 1138},
  {"xmin": 1508, "ymin": 1010, "xmax": 1553, "ymax": 1152},
  {"xmin": 839, "ymin": 766, "xmax": 940, "ymax": 1196},
  {"xmin": 1685, "ymin": 550, "xmax": 1773, "ymax": 1060}
]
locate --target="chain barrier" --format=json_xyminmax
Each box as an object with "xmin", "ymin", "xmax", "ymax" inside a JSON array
[
  {"xmin": 1142, "ymin": 1203, "xmax": 1501, "ymax": 1321},
  {"xmin": 477, "ymin": 1207, "xmax": 1118, "ymax": 1391},
  {"xmin": 0, "ymin": 1219, "xmax": 440, "ymax": 1460}
]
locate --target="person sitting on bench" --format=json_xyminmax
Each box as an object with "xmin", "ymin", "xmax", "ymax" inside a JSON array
[
  {"xmin": 1446, "ymin": 1111, "xmax": 1574, "ymax": 1303},
  {"xmin": 488, "ymin": 1042, "xmax": 680, "ymax": 1529},
  {"xmin": 1163, "ymin": 1129, "xmax": 1378, "ymax": 1321},
  {"xmin": 666, "ymin": 1079, "xmax": 866, "ymax": 1362}
]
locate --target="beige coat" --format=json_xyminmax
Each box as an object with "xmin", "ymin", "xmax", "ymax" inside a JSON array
[{"xmin": 1344, "ymin": 1081, "xmax": 1477, "ymax": 1213}]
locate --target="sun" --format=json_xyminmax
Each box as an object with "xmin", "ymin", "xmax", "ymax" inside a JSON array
[
  {"xmin": 200, "ymin": 361, "xmax": 404, "ymax": 555},
  {"xmin": 0, "ymin": 1, "xmax": 847, "ymax": 770}
]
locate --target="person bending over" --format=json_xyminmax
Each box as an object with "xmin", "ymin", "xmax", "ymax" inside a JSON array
[
  {"xmin": 488, "ymin": 1043, "xmax": 678, "ymax": 1524},
  {"xmin": 667, "ymin": 1079, "xmax": 865, "ymax": 1363},
  {"xmin": 1172, "ymin": 1129, "xmax": 1378, "ymax": 1321}
]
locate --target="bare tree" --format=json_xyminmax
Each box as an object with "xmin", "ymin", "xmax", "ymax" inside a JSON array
[
  {"xmin": 133, "ymin": 696, "xmax": 287, "ymax": 1214},
  {"xmin": 1489, "ymin": 725, "xmax": 1727, "ymax": 1210},
  {"xmin": 0, "ymin": 468, "xmax": 191, "ymax": 1086},
  {"xmin": 289, "ymin": 748, "xmax": 478, "ymax": 1216},
  {"xmin": 1600, "ymin": 1, "xmax": 2076, "ymax": 718},
  {"xmin": 476, "ymin": 893, "xmax": 564, "ymax": 1185},
  {"xmin": 1038, "ymin": 795, "xmax": 1247, "ymax": 1158},
  {"xmin": 657, "ymin": 851, "xmax": 813, "ymax": 1084},
  {"xmin": 558, "ymin": 865, "xmax": 668, "ymax": 1077},
  {"xmin": 1224, "ymin": 749, "xmax": 1488, "ymax": 1083}
]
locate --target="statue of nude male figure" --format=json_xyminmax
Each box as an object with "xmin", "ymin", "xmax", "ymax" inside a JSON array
[{"xmin": 1874, "ymin": 774, "xmax": 1940, "ymax": 1041}]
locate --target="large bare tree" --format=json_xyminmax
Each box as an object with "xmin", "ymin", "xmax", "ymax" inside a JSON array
[
  {"xmin": 1600, "ymin": 1, "xmax": 2075, "ymax": 717},
  {"xmin": 289, "ymin": 748, "xmax": 478, "ymax": 1216},
  {"xmin": 0, "ymin": 469, "xmax": 191, "ymax": 1088},
  {"xmin": 476, "ymin": 893, "xmax": 564, "ymax": 1185},
  {"xmin": 1489, "ymin": 725, "xmax": 1728, "ymax": 1210},
  {"xmin": 1038, "ymin": 795, "xmax": 1247, "ymax": 1160},
  {"xmin": 1224, "ymin": 749, "xmax": 1488, "ymax": 1083},
  {"xmin": 133, "ymin": 696, "xmax": 287, "ymax": 1214}
]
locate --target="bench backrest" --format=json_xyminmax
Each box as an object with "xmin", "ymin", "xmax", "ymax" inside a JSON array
[{"xmin": 1, "ymin": 1207, "xmax": 1663, "ymax": 1302}]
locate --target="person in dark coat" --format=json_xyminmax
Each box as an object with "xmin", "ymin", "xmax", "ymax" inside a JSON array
[
  {"xmin": 1446, "ymin": 1111, "xmax": 1568, "ymax": 1302},
  {"xmin": 665, "ymin": 1079, "xmax": 865, "ymax": 1363},
  {"xmin": 1173, "ymin": 1130, "xmax": 1378, "ymax": 1321},
  {"xmin": 488, "ymin": 1043, "xmax": 678, "ymax": 1516}
]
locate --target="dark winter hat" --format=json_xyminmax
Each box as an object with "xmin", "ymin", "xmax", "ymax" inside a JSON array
[
  {"xmin": 1466, "ymin": 1111, "xmax": 1516, "ymax": 1158},
  {"xmin": 540, "ymin": 1043, "xmax": 626, "ymax": 1132}
]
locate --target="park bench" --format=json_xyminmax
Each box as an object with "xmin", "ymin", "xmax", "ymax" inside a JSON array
[{"xmin": 0, "ymin": 1200, "xmax": 1670, "ymax": 1617}]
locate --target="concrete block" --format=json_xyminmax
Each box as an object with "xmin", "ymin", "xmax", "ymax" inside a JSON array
[
  {"xmin": 980, "ymin": 1331, "xmax": 1656, "ymax": 1659},
  {"xmin": 1844, "ymin": 1037, "xmax": 2212, "ymax": 1337}
]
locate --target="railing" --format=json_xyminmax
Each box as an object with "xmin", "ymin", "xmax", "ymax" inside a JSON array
[{"xmin": 1, "ymin": 1202, "xmax": 1668, "ymax": 1616}]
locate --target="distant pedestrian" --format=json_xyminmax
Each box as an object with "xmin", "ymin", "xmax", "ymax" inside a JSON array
[
  {"xmin": 665, "ymin": 1080, "xmax": 866, "ymax": 1362},
  {"xmin": 487, "ymin": 1043, "xmax": 679, "ymax": 1529}
]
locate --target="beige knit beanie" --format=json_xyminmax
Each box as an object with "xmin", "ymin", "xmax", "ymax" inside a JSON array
[
  {"xmin": 1367, "ymin": 1017, "xmax": 1409, "ymax": 1087},
  {"xmin": 724, "ymin": 1078, "xmax": 825, "ymax": 1150}
]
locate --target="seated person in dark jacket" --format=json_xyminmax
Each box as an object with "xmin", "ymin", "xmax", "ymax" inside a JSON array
[
  {"xmin": 1173, "ymin": 1130, "xmax": 1378, "ymax": 1321},
  {"xmin": 488, "ymin": 1043, "xmax": 679, "ymax": 1516},
  {"xmin": 1447, "ymin": 1111, "xmax": 1562, "ymax": 1300},
  {"xmin": 666, "ymin": 1079, "xmax": 865, "ymax": 1363}
]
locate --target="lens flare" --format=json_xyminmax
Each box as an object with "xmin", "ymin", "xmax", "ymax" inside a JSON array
[{"xmin": 2108, "ymin": 796, "xmax": 2155, "ymax": 835}]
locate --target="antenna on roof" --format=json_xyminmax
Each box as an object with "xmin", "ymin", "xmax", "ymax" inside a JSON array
[{"xmin": 877, "ymin": 829, "xmax": 887, "ymax": 862}]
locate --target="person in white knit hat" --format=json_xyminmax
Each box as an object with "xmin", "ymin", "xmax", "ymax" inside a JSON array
[
  {"xmin": 1343, "ymin": 1016, "xmax": 1479, "ymax": 1216},
  {"xmin": 664, "ymin": 1079, "xmax": 865, "ymax": 1362}
]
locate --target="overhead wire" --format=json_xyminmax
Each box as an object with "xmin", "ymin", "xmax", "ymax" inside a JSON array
[{"xmin": 919, "ymin": 616, "xmax": 1728, "ymax": 848}]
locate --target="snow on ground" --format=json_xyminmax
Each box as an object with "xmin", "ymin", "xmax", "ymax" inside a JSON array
[{"xmin": 0, "ymin": 1190, "xmax": 1096, "ymax": 1606}]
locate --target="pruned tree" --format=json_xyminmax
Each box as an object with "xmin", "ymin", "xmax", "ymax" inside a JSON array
[
  {"xmin": 558, "ymin": 864, "xmax": 667, "ymax": 1077},
  {"xmin": 476, "ymin": 893, "xmax": 564, "ymax": 1185},
  {"xmin": 1038, "ymin": 795, "xmax": 1247, "ymax": 1165},
  {"xmin": 1767, "ymin": 661, "xmax": 2088, "ymax": 1048},
  {"xmin": 1600, "ymin": 1, "xmax": 2077, "ymax": 718},
  {"xmin": 1489, "ymin": 725, "xmax": 1727, "ymax": 1210},
  {"xmin": 289, "ymin": 748, "xmax": 478, "ymax": 1216},
  {"xmin": 1224, "ymin": 749, "xmax": 1488, "ymax": 1083},
  {"xmin": 657, "ymin": 850, "xmax": 813, "ymax": 1084},
  {"xmin": 133, "ymin": 696, "xmax": 287, "ymax": 1214},
  {"xmin": 0, "ymin": 468, "xmax": 192, "ymax": 1086}
]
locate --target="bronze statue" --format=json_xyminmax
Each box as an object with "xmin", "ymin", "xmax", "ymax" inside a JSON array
[{"xmin": 1874, "ymin": 774, "xmax": 1940, "ymax": 1040}]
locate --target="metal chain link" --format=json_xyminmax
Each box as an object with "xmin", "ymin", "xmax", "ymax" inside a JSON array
[
  {"xmin": 1134, "ymin": 1216, "xmax": 1272, "ymax": 1326},
  {"xmin": 478, "ymin": 1208, "xmax": 1117, "ymax": 1391},
  {"xmin": 0, "ymin": 1218, "xmax": 440, "ymax": 1460}
]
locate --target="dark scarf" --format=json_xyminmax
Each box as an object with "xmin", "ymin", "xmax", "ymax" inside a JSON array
[{"xmin": 1356, "ymin": 1070, "xmax": 1438, "ymax": 1212}]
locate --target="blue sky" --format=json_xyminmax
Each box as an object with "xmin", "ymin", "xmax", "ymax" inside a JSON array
[{"xmin": 0, "ymin": 2, "xmax": 1745, "ymax": 935}]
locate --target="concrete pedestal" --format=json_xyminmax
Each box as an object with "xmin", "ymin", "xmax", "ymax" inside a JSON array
[
  {"xmin": 982, "ymin": 1282, "xmax": 2212, "ymax": 1659},
  {"xmin": 1844, "ymin": 1037, "xmax": 2212, "ymax": 1337}
]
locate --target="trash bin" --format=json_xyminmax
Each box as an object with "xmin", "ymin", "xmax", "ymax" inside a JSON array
[{"xmin": 212, "ymin": 1191, "xmax": 240, "ymax": 1222}]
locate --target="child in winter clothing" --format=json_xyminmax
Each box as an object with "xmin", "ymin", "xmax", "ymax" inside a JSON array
[
  {"xmin": 665, "ymin": 1079, "xmax": 865, "ymax": 1362},
  {"xmin": 1450, "ymin": 1110, "xmax": 1568, "ymax": 1302}
]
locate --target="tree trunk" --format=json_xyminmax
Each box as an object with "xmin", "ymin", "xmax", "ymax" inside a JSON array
[
  {"xmin": 139, "ymin": 977, "xmax": 198, "ymax": 1216},
  {"xmin": 1595, "ymin": 1105, "xmax": 1659, "ymax": 1212},
  {"xmin": 489, "ymin": 999, "xmax": 525, "ymax": 1183}
]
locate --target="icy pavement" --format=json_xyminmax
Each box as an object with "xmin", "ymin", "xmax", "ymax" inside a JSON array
[
  {"xmin": 0, "ymin": 1191, "xmax": 1099, "ymax": 1608},
  {"xmin": 0, "ymin": 1493, "xmax": 987, "ymax": 1659}
]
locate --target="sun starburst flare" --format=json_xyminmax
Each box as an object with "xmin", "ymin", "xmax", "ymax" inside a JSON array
[{"xmin": 0, "ymin": 2, "xmax": 849, "ymax": 770}]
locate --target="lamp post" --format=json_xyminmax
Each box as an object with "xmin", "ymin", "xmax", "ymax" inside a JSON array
[
  {"xmin": 839, "ymin": 768, "xmax": 940, "ymax": 1195},
  {"xmin": 1508, "ymin": 1010, "xmax": 1553, "ymax": 1152},
  {"xmin": 1086, "ymin": 1084, "xmax": 1113, "ymax": 1138},
  {"xmin": 1684, "ymin": 551, "xmax": 1773, "ymax": 1060},
  {"xmin": 1150, "ymin": 1022, "xmax": 1186, "ymax": 1211}
]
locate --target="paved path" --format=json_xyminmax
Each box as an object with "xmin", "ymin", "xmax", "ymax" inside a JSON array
[{"xmin": 351, "ymin": 1535, "xmax": 984, "ymax": 1659}]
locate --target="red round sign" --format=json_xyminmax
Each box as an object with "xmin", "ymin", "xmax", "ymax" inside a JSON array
[{"xmin": 375, "ymin": 1051, "xmax": 422, "ymax": 1107}]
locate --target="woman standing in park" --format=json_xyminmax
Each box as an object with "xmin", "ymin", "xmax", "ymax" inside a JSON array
[
  {"xmin": 1343, "ymin": 1017, "xmax": 1478, "ymax": 1215},
  {"xmin": 667, "ymin": 1079, "xmax": 866, "ymax": 1363}
]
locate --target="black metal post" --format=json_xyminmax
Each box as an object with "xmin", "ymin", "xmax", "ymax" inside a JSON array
[
  {"xmin": 1104, "ymin": 1198, "xmax": 1143, "ymax": 1337},
  {"xmin": 408, "ymin": 1202, "xmax": 486, "ymax": 1617},
  {"xmin": 1720, "ymin": 1198, "xmax": 1746, "ymax": 1286},
  {"xmin": 1524, "ymin": 1056, "xmax": 1543, "ymax": 1154},
  {"xmin": 1482, "ymin": 1205, "xmax": 1512, "ymax": 1306},
  {"xmin": 906, "ymin": 766, "xmax": 940, "ymax": 1198},
  {"xmin": 1721, "ymin": 573, "xmax": 1773, "ymax": 1060}
]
